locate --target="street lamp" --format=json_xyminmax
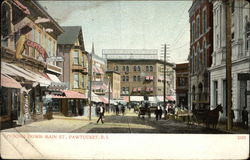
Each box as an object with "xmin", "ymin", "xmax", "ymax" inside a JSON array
[{"xmin": 108, "ymin": 76, "xmax": 111, "ymax": 113}]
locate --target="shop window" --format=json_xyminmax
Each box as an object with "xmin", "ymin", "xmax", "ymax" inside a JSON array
[
  {"xmin": 73, "ymin": 50, "xmax": 79, "ymax": 65},
  {"xmin": 74, "ymin": 73, "xmax": 79, "ymax": 88}
]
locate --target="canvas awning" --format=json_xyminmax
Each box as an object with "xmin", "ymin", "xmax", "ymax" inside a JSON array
[
  {"xmin": 47, "ymin": 73, "xmax": 61, "ymax": 83},
  {"xmin": 150, "ymin": 76, "xmax": 153, "ymax": 80},
  {"xmin": 52, "ymin": 90, "xmax": 87, "ymax": 99},
  {"xmin": 166, "ymin": 96, "xmax": 175, "ymax": 101},
  {"xmin": 1, "ymin": 74, "xmax": 22, "ymax": 89},
  {"xmin": 133, "ymin": 88, "xmax": 137, "ymax": 92},
  {"xmin": 99, "ymin": 96, "xmax": 108, "ymax": 104}
]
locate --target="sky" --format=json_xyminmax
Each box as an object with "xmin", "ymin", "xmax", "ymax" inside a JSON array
[{"xmin": 38, "ymin": 1, "xmax": 192, "ymax": 63}]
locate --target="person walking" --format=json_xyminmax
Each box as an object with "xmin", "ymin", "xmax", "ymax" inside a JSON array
[
  {"xmin": 97, "ymin": 104, "xmax": 105, "ymax": 124},
  {"xmin": 155, "ymin": 106, "xmax": 160, "ymax": 121},
  {"xmin": 159, "ymin": 106, "xmax": 163, "ymax": 119},
  {"xmin": 242, "ymin": 107, "xmax": 249, "ymax": 129},
  {"xmin": 121, "ymin": 105, "xmax": 125, "ymax": 116}
]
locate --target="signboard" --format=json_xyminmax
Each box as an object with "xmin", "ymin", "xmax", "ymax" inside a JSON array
[
  {"xmin": 46, "ymin": 56, "xmax": 64, "ymax": 62},
  {"xmin": 26, "ymin": 39, "xmax": 48, "ymax": 60}
]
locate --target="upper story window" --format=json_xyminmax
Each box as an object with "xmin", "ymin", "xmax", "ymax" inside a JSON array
[
  {"xmin": 196, "ymin": 16, "xmax": 200, "ymax": 38},
  {"xmin": 126, "ymin": 66, "xmax": 129, "ymax": 72},
  {"xmin": 137, "ymin": 66, "xmax": 141, "ymax": 71},
  {"xmin": 122, "ymin": 76, "xmax": 125, "ymax": 81},
  {"xmin": 231, "ymin": 1, "xmax": 235, "ymax": 13},
  {"xmin": 1, "ymin": 3, "xmax": 11, "ymax": 39},
  {"xmin": 123, "ymin": 66, "xmax": 125, "ymax": 71},
  {"xmin": 146, "ymin": 66, "xmax": 149, "ymax": 72},
  {"xmin": 73, "ymin": 50, "xmax": 79, "ymax": 65},
  {"xmin": 115, "ymin": 66, "xmax": 119, "ymax": 71},
  {"xmin": 150, "ymin": 66, "xmax": 153, "ymax": 72},
  {"xmin": 192, "ymin": 21, "xmax": 195, "ymax": 42},
  {"xmin": 73, "ymin": 73, "xmax": 79, "ymax": 88},
  {"xmin": 133, "ymin": 76, "xmax": 136, "ymax": 81},
  {"xmin": 133, "ymin": 66, "xmax": 137, "ymax": 71},
  {"xmin": 126, "ymin": 76, "xmax": 129, "ymax": 82},
  {"xmin": 203, "ymin": 9, "xmax": 207, "ymax": 33}
]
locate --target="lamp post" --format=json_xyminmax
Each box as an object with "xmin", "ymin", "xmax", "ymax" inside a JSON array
[{"xmin": 108, "ymin": 76, "xmax": 111, "ymax": 113}]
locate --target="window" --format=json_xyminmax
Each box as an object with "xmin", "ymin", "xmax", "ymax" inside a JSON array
[
  {"xmin": 74, "ymin": 73, "xmax": 79, "ymax": 88},
  {"xmin": 82, "ymin": 75, "xmax": 84, "ymax": 88},
  {"xmin": 1, "ymin": 4, "xmax": 11, "ymax": 39},
  {"xmin": 137, "ymin": 66, "xmax": 141, "ymax": 71},
  {"xmin": 115, "ymin": 66, "xmax": 119, "ymax": 71},
  {"xmin": 192, "ymin": 22, "xmax": 195, "ymax": 41},
  {"xmin": 150, "ymin": 66, "xmax": 153, "ymax": 72},
  {"xmin": 232, "ymin": 1, "xmax": 235, "ymax": 13},
  {"xmin": 213, "ymin": 81, "xmax": 218, "ymax": 107},
  {"xmin": 134, "ymin": 66, "xmax": 137, "ymax": 71},
  {"xmin": 123, "ymin": 66, "xmax": 125, "ymax": 71},
  {"xmin": 126, "ymin": 76, "xmax": 129, "ymax": 82},
  {"xmin": 122, "ymin": 76, "xmax": 125, "ymax": 81},
  {"xmin": 126, "ymin": 66, "xmax": 129, "ymax": 72},
  {"xmin": 133, "ymin": 76, "xmax": 136, "ymax": 81},
  {"xmin": 48, "ymin": 39, "xmax": 52, "ymax": 57},
  {"xmin": 146, "ymin": 66, "xmax": 149, "ymax": 72},
  {"xmin": 43, "ymin": 35, "xmax": 46, "ymax": 48},
  {"xmin": 203, "ymin": 9, "xmax": 207, "ymax": 33},
  {"xmin": 196, "ymin": 16, "xmax": 200, "ymax": 38},
  {"xmin": 137, "ymin": 76, "xmax": 140, "ymax": 81},
  {"xmin": 0, "ymin": 88, "xmax": 8, "ymax": 116},
  {"xmin": 73, "ymin": 50, "xmax": 79, "ymax": 64},
  {"xmin": 203, "ymin": 40, "xmax": 206, "ymax": 66}
]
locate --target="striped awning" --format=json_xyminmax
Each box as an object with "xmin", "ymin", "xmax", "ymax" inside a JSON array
[{"xmin": 1, "ymin": 74, "xmax": 22, "ymax": 89}]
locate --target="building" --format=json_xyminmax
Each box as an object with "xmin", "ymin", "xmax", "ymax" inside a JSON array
[
  {"xmin": 175, "ymin": 63, "xmax": 189, "ymax": 108},
  {"xmin": 209, "ymin": 0, "xmax": 250, "ymax": 123},
  {"xmin": 188, "ymin": 0, "xmax": 213, "ymax": 110},
  {"xmin": 57, "ymin": 26, "xmax": 88, "ymax": 116},
  {"xmin": 1, "ymin": 0, "xmax": 64, "ymax": 126},
  {"xmin": 107, "ymin": 58, "xmax": 175, "ymax": 103}
]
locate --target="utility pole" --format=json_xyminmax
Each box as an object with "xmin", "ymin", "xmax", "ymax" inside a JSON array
[
  {"xmin": 88, "ymin": 53, "xmax": 93, "ymax": 120},
  {"xmin": 161, "ymin": 44, "xmax": 170, "ymax": 111},
  {"xmin": 225, "ymin": 0, "xmax": 232, "ymax": 130}
]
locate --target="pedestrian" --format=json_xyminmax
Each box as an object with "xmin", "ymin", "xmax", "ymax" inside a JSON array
[
  {"xmin": 155, "ymin": 106, "xmax": 160, "ymax": 121},
  {"xmin": 115, "ymin": 104, "xmax": 119, "ymax": 115},
  {"xmin": 121, "ymin": 105, "xmax": 125, "ymax": 116},
  {"xmin": 97, "ymin": 104, "xmax": 104, "ymax": 124},
  {"xmin": 159, "ymin": 106, "xmax": 163, "ymax": 119},
  {"xmin": 242, "ymin": 107, "xmax": 249, "ymax": 129}
]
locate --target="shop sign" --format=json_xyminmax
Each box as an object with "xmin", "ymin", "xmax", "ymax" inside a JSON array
[
  {"xmin": 26, "ymin": 39, "xmax": 48, "ymax": 60},
  {"xmin": 46, "ymin": 56, "xmax": 64, "ymax": 62}
]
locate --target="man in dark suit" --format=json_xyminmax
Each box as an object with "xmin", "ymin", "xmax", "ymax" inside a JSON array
[{"xmin": 97, "ymin": 104, "xmax": 105, "ymax": 124}]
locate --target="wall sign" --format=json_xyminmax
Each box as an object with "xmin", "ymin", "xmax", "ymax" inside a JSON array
[{"xmin": 26, "ymin": 39, "xmax": 48, "ymax": 60}]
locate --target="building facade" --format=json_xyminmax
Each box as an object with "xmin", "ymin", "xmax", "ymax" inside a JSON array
[
  {"xmin": 209, "ymin": 0, "xmax": 250, "ymax": 123},
  {"xmin": 188, "ymin": 0, "xmax": 213, "ymax": 110},
  {"xmin": 1, "ymin": 0, "xmax": 63, "ymax": 126},
  {"xmin": 105, "ymin": 71, "xmax": 121, "ymax": 100},
  {"xmin": 57, "ymin": 26, "xmax": 88, "ymax": 116},
  {"xmin": 175, "ymin": 63, "xmax": 189, "ymax": 108},
  {"xmin": 107, "ymin": 59, "xmax": 175, "ymax": 102}
]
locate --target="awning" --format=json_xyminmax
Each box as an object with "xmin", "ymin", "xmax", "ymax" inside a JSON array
[
  {"xmin": 121, "ymin": 96, "xmax": 129, "ymax": 102},
  {"xmin": 1, "ymin": 62, "xmax": 51, "ymax": 86},
  {"xmin": 145, "ymin": 76, "xmax": 150, "ymax": 80},
  {"xmin": 166, "ymin": 96, "xmax": 175, "ymax": 101},
  {"xmin": 137, "ymin": 88, "xmax": 141, "ymax": 92},
  {"xmin": 99, "ymin": 96, "xmax": 108, "ymax": 104},
  {"xmin": 1, "ymin": 74, "xmax": 22, "ymax": 89},
  {"xmin": 146, "ymin": 88, "xmax": 150, "ymax": 92},
  {"xmin": 133, "ymin": 88, "xmax": 137, "ymax": 92},
  {"xmin": 150, "ymin": 76, "xmax": 153, "ymax": 80},
  {"xmin": 130, "ymin": 96, "xmax": 144, "ymax": 102},
  {"xmin": 53, "ymin": 90, "xmax": 86, "ymax": 99},
  {"xmin": 150, "ymin": 87, "xmax": 153, "ymax": 91},
  {"xmin": 47, "ymin": 73, "xmax": 61, "ymax": 83}
]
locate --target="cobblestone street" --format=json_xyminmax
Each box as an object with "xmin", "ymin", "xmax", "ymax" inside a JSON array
[{"xmin": 3, "ymin": 110, "xmax": 248, "ymax": 134}]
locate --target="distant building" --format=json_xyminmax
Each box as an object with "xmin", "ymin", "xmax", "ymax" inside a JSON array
[
  {"xmin": 188, "ymin": 0, "xmax": 213, "ymax": 110},
  {"xmin": 175, "ymin": 63, "xmax": 189, "ymax": 107},
  {"xmin": 91, "ymin": 44, "xmax": 107, "ymax": 96},
  {"xmin": 107, "ymin": 59, "xmax": 175, "ymax": 102}
]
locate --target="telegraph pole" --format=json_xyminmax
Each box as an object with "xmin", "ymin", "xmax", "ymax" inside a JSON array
[
  {"xmin": 88, "ymin": 52, "xmax": 93, "ymax": 120},
  {"xmin": 225, "ymin": 0, "xmax": 232, "ymax": 130},
  {"xmin": 161, "ymin": 44, "xmax": 170, "ymax": 111}
]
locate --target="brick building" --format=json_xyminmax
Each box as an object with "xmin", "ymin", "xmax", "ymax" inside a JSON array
[
  {"xmin": 188, "ymin": 0, "xmax": 213, "ymax": 110},
  {"xmin": 107, "ymin": 59, "xmax": 175, "ymax": 102},
  {"xmin": 175, "ymin": 63, "xmax": 189, "ymax": 108}
]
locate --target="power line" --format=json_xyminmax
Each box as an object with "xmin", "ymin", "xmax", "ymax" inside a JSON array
[{"xmin": 169, "ymin": 42, "xmax": 189, "ymax": 51}]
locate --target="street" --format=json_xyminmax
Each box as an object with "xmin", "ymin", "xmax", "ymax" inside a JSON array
[{"xmin": 2, "ymin": 110, "xmax": 234, "ymax": 134}]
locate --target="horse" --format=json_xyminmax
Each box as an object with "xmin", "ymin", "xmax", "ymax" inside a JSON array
[{"xmin": 205, "ymin": 104, "xmax": 223, "ymax": 129}]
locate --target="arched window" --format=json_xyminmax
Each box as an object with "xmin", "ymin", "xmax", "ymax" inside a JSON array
[
  {"xmin": 203, "ymin": 40, "xmax": 206, "ymax": 66},
  {"xmin": 192, "ymin": 86, "xmax": 196, "ymax": 101}
]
